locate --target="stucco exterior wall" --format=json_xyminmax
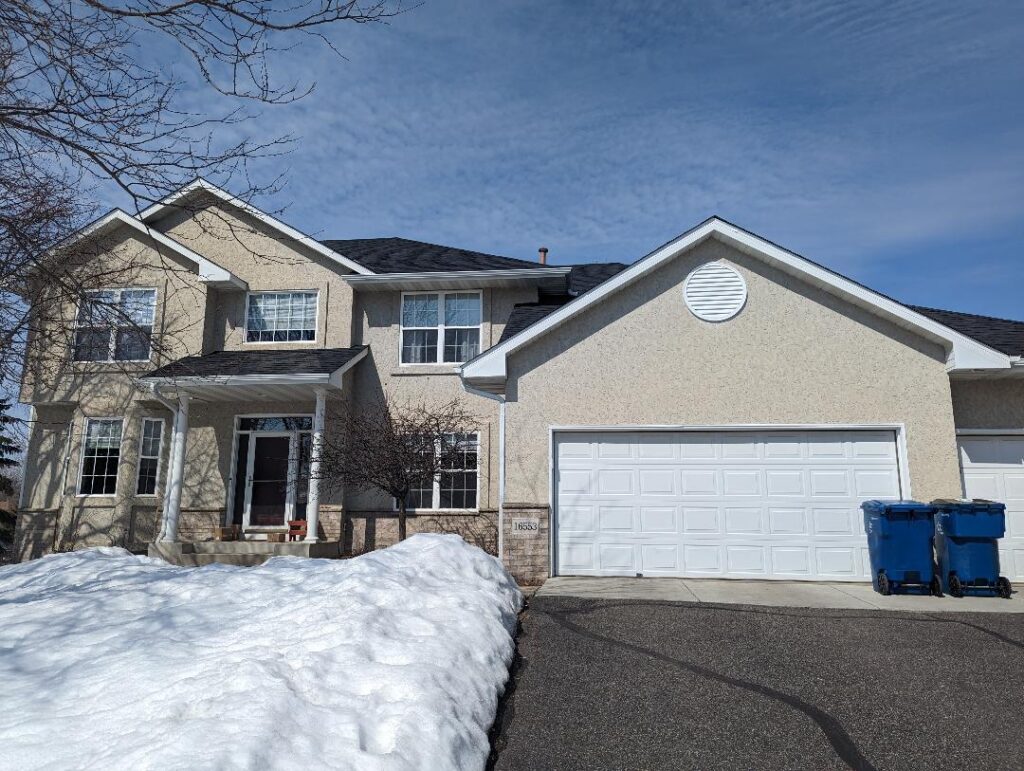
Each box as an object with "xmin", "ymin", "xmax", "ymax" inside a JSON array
[
  {"xmin": 343, "ymin": 286, "xmax": 536, "ymax": 514},
  {"xmin": 503, "ymin": 237, "xmax": 964, "ymax": 505},
  {"xmin": 950, "ymin": 378, "xmax": 1024, "ymax": 430},
  {"xmin": 20, "ymin": 229, "xmax": 208, "ymax": 406},
  {"xmin": 154, "ymin": 197, "xmax": 356, "ymax": 351}
]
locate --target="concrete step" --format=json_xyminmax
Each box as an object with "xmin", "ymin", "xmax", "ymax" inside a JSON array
[
  {"xmin": 189, "ymin": 541, "xmax": 312, "ymax": 556},
  {"xmin": 177, "ymin": 553, "xmax": 269, "ymax": 567}
]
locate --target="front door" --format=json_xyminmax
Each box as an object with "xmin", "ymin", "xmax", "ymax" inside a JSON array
[{"xmin": 244, "ymin": 433, "xmax": 294, "ymax": 528}]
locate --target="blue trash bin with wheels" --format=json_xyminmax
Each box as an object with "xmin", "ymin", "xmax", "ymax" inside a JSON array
[
  {"xmin": 861, "ymin": 500, "xmax": 941, "ymax": 596},
  {"xmin": 932, "ymin": 499, "xmax": 1012, "ymax": 599}
]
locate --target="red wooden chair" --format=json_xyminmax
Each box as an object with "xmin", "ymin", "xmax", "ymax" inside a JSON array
[{"xmin": 287, "ymin": 520, "xmax": 308, "ymax": 541}]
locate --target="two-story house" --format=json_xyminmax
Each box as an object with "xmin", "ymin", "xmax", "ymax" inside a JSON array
[{"xmin": 15, "ymin": 179, "xmax": 1024, "ymax": 587}]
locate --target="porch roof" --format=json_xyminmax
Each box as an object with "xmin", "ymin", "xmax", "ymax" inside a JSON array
[{"xmin": 139, "ymin": 347, "xmax": 368, "ymax": 401}]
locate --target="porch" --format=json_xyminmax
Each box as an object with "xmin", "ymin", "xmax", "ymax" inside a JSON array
[
  {"xmin": 150, "ymin": 539, "xmax": 343, "ymax": 567},
  {"xmin": 138, "ymin": 347, "xmax": 369, "ymax": 561}
]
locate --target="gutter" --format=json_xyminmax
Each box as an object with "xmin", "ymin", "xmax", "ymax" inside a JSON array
[{"xmin": 463, "ymin": 384, "xmax": 506, "ymax": 569}]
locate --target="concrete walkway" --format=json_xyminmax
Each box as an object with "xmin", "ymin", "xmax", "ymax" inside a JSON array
[{"xmin": 536, "ymin": 575, "xmax": 1024, "ymax": 613}]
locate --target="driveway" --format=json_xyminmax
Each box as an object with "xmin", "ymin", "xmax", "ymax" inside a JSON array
[{"xmin": 490, "ymin": 594, "xmax": 1024, "ymax": 770}]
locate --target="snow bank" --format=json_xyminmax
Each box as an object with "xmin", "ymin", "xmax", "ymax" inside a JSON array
[{"xmin": 0, "ymin": 534, "xmax": 522, "ymax": 771}]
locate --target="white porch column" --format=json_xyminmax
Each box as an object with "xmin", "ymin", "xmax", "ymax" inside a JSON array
[
  {"xmin": 159, "ymin": 393, "xmax": 190, "ymax": 542},
  {"xmin": 305, "ymin": 387, "xmax": 326, "ymax": 542}
]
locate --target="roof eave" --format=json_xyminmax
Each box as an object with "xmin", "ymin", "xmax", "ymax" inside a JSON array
[
  {"xmin": 460, "ymin": 217, "xmax": 1013, "ymax": 384},
  {"xmin": 343, "ymin": 267, "xmax": 572, "ymax": 292}
]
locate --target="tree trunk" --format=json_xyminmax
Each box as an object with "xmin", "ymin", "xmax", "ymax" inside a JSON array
[{"xmin": 398, "ymin": 500, "xmax": 408, "ymax": 541}]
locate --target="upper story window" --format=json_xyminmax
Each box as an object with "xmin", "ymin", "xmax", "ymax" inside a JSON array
[
  {"xmin": 401, "ymin": 291, "xmax": 481, "ymax": 365},
  {"xmin": 246, "ymin": 291, "xmax": 318, "ymax": 343},
  {"xmin": 73, "ymin": 288, "xmax": 157, "ymax": 362}
]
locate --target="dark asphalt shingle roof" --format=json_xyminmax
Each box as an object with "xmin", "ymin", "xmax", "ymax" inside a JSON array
[
  {"xmin": 321, "ymin": 237, "xmax": 541, "ymax": 274},
  {"xmin": 143, "ymin": 347, "xmax": 367, "ymax": 379},
  {"xmin": 567, "ymin": 262, "xmax": 630, "ymax": 294},
  {"xmin": 499, "ymin": 263, "xmax": 631, "ymax": 342},
  {"xmin": 909, "ymin": 306, "xmax": 1024, "ymax": 357}
]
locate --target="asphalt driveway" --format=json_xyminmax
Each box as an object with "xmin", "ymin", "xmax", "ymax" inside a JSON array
[{"xmin": 490, "ymin": 596, "xmax": 1024, "ymax": 770}]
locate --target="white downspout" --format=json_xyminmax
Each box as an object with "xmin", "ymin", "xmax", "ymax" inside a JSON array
[{"xmin": 463, "ymin": 384, "xmax": 506, "ymax": 566}]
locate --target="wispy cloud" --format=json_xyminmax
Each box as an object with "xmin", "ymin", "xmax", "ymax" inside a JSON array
[{"xmin": 105, "ymin": 0, "xmax": 1024, "ymax": 317}]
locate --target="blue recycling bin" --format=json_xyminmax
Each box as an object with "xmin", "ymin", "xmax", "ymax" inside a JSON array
[
  {"xmin": 861, "ymin": 500, "xmax": 941, "ymax": 596},
  {"xmin": 932, "ymin": 499, "xmax": 1012, "ymax": 598}
]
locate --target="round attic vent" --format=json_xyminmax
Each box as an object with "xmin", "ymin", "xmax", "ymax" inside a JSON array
[{"xmin": 683, "ymin": 262, "xmax": 747, "ymax": 322}]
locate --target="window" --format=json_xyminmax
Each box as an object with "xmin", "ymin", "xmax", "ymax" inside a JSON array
[
  {"xmin": 78, "ymin": 418, "xmax": 123, "ymax": 495},
  {"xmin": 135, "ymin": 418, "xmax": 164, "ymax": 495},
  {"xmin": 246, "ymin": 292, "xmax": 318, "ymax": 342},
  {"xmin": 401, "ymin": 433, "xmax": 479, "ymax": 510},
  {"xmin": 73, "ymin": 289, "xmax": 156, "ymax": 362},
  {"xmin": 400, "ymin": 292, "xmax": 481, "ymax": 364}
]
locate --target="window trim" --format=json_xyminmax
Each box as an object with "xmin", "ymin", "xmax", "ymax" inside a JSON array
[
  {"xmin": 135, "ymin": 417, "xmax": 165, "ymax": 497},
  {"xmin": 76, "ymin": 417, "xmax": 125, "ymax": 498},
  {"xmin": 243, "ymin": 290, "xmax": 320, "ymax": 345},
  {"xmin": 399, "ymin": 290, "xmax": 483, "ymax": 366},
  {"xmin": 72, "ymin": 287, "xmax": 158, "ymax": 364},
  {"xmin": 395, "ymin": 432, "xmax": 480, "ymax": 512}
]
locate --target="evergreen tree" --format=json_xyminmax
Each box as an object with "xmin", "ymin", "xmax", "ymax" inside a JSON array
[{"xmin": 0, "ymin": 400, "xmax": 20, "ymax": 498}]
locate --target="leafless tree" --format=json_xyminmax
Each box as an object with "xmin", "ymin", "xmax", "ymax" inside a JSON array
[
  {"xmin": 318, "ymin": 395, "xmax": 478, "ymax": 541},
  {"xmin": 1, "ymin": 0, "xmax": 404, "ymax": 391}
]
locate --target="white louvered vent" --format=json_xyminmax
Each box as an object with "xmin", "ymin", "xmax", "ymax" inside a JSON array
[{"xmin": 683, "ymin": 262, "xmax": 747, "ymax": 322}]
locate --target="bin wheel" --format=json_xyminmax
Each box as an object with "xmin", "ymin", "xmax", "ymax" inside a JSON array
[
  {"xmin": 877, "ymin": 571, "xmax": 891, "ymax": 596},
  {"xmin": 997, "ymin": 577, "xmax": 1012, "ymax": 600},
  {"xmin": 948, "ymin": 573, "xmax": 964, "ymax": 598},
  {"xmin": 930, "ymin": 575, "xmax": 943, "ymax": 598}
]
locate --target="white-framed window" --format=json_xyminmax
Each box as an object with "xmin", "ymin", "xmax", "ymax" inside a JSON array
[
  {"xmin": 401, "ymin": 432, "xmax": 479, "ymax": 510},
  {"xmin": 246, "ymin": 291, "xmax": 318, "ymax": 342},
  {"xmin": 73, "ymin": 288, "xmax": 157, "ymax": 362},
  {"xmin": 135, "ymin": 418, "xmax": 164, "ymax": 496},
  {"xmin": 78, "ymin": 418, "xmax": 123, "ymax": 496},
  {"xmin": 400, "ymin": 291, "xmax": 481, "ymax": 364}
]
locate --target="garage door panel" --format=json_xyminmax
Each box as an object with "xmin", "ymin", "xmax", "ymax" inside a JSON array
[
  {"xmin": 771, "ymin": 546, "xmax": 811, "ymax": 575},
  {"xmin": 641, "ymin": 544, "xmax": 679, "ymax": 572},
  {"xmin": 639, "ymin": 469, "xmax": 676, "ymax": 495},
  {"xmin": 598, "ymin": 506, "xmax": 634, "ymax": 532},
  {"xmin": 683, "ymin": 543, "xmax": 722, "ymax": 573},
  {"xmin": 816, "ymin": 547, "xmax": 859, "ymax": 577},
  {"xmin": 555, "ymin": 429, "xmax": 901, "ymax": 580},
  {"xmin": 723, "ymin": 470, "xmax": 761, "ymax": 495},
  {"xmin": 960, "ymin": 437, "xmax": 1024, "ymax": 581},
  {"xmin": 766, "ymin": 470, "xmax": 805, "ymax": 496},
  {"xmin": 640, "ymin": 506, "xmax": 676, "ymax": 533},
  {"xmin": 854, "ymin": 468, "xmax": 901, "ymax": 498},
  {"xmin": 726, "ymin": 545, "xmax": 767, "ymax": 574},
  {"xmin": 812, "ymin": 507, "xmax": 857, "ymax": 535},
  {"xmin": 725, "ymin": 507, "xmax": 764, "ymax": 534}
]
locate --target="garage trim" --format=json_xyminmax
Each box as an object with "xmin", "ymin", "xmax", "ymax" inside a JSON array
[{"xmin": 547, "ymin": 423, "xmax": 912, "ymax": 578}]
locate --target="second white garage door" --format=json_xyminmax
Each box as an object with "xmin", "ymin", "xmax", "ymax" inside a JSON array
[{"xmin": 554, "ymin": 429, "xmax": 903, "ymax": 581}]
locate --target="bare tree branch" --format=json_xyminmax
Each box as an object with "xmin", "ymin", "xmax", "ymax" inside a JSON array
[{"xmin": 317, "ymin": 394, "xmax": 478, "ymax": 541}]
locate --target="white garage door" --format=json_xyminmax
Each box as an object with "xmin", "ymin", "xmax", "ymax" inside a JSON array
[
  {"xmin": 554, "ymin": 430, "xmax": 903, "ymax": 581},
  {"xmin": 959, "ymin": 436, "xmax": 1024, "ymax": 580}
]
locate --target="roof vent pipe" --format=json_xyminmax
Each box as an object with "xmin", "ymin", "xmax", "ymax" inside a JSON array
[{"xmin": 538, "ymin": 247, "xmax": 548, "ymax": 265}]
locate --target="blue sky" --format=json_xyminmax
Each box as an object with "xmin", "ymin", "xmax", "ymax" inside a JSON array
[{"xmin": 141, "ymin": 0, "xmax": 1024, "ymax": 318}]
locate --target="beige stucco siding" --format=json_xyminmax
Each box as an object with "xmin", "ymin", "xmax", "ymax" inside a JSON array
[
  {"xmin": 503, "ymin": 236, "xmax": 963, "ymax": 504},
  {"xmin": 343, "ymin": 287, "xmax": 537, "ymax": 512},
  {"xmin": 950, "ymin": 379, "xmax": 1024, "ymax": 430},
  {"xmin": 155, "ymin": 198, "xmax": 355, "ymax": 350}
]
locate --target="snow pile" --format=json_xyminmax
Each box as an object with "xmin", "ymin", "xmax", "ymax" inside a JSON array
[{"xmin": 0, "ymin": 534, "xmax": 522, "ymax": 771}]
